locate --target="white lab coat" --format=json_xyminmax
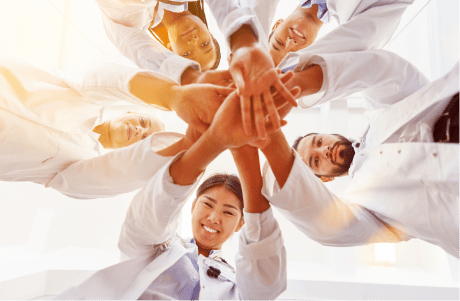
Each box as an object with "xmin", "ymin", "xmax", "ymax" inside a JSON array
[
  {"xmin": 95, "ymin": 0, "xmax": 263, "ymax": 83},
  {"xmin": 54, "ymin": 155, "xmax": 287, "ymax": 300},
  {"xmin": 262, "ymin": 50, "xmax": 459, "ymax": 257},
  {"xmin": 248, "ymin": 0, "xmax": 414, "ymax": 108},
  {"xmin": 0, "ymin": 56, "xmax": 182, "ymax": 199}
]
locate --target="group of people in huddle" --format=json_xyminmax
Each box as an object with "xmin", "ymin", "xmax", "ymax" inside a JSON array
[{"xmin": 1, "ymin": 0, "xmax": 458, "ymax": 299}]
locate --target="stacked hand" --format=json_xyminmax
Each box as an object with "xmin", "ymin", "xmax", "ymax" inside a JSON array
[{"xmin": 229, "ymin": 43, "xmax": 298, "ymax": 139}]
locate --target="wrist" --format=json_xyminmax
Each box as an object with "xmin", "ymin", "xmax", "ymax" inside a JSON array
[
  {"xmin": 169, "ymin": 85, "xmax": 184, "ymax": 112},
  {"xmin": 230, "ymin": 24, "xmax": 258, "ymax": 52},
  {"xmin": 181, "ymin": 67, "xmax": 202, "ymax": 85}
]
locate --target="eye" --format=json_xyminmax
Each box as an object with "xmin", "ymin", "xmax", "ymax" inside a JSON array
[
  {"xmin": 201, "ymin": 40, "xmax": 210, "ymax": 47},
  {"xmin": 140, "ymin": 117, "xmax": 146, "ymax": 127},
  {"xmin": 224, "ymin": 211, "xmax": 234, "ymax": 216},
  {"xmin": 315, "ymin": 157, "xmax": 319, "ymax": 167},
  {"xmin": 182, "ymin": 52, "xmax": 191, "ymax": 57},
  {"xmin": 318, "ymin": 138, "xmax": 322, "ymax": 147},
  {"xmin": 275, "ymin": 38, "xmax": 284, "ymax": 47},
  {"xmin": 203, "ymin": 202, "xmax": 212, "ymax": 208}
]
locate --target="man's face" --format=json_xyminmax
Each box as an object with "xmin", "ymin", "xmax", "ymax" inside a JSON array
[
  {"xmin": 191, "ymin": 186, "xmax": 244, "ymax": 254},
  {"xmin": 168, "ymin": 13, "xmax": 217, "ymax": 71},
  {"xmin": 296, "ymin": 133, "xmax": 355, "ymax": 177},
  {"xmin": 102, "ymin": 112, "xmax": 164, "ymax": 149},
  {"xmin": 268, "ymin": 6, "xmax": 322, "ymax": 66}
]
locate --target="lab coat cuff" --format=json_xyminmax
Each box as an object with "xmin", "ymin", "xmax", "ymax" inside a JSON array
[
  {"xmin": 159, "ymin": 55, "xmax": 200, "ymax": 84},
  {"xmin": 263, "ymin": 152, "xmax": 317, "ymax": 210},
  {"xmin": 223, "ymin": 7, "xmax": 261, "ymax": 50},
  {"xmin": 161, "ymin": 151, "xmax": 204, "ymax": 198},
  {"xmin": 239, "ymin": 207, "xmax": 284, "ymax": 260}
]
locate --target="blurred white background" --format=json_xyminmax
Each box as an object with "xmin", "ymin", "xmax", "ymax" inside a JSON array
[{"xmin": 0, "ymin": 0, "xmax": 458, "ymax": 299}]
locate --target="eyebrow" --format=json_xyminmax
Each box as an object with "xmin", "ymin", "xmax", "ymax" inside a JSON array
[
  {"xmin": 309, "ymin": 135, "xmax": 317, "ymax": 168},
  {"xmin": 204, "ymin": 196, "xmax": 239, "ymax": 211}
]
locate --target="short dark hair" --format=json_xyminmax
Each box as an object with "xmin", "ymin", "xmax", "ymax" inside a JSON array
[
  {"xmin": 195, "ymin": 174, "xmax": 243, "ymax": 214},
  {"xmin": 292, "ymin": 133, "xmax": 316, "ymax": 150}
]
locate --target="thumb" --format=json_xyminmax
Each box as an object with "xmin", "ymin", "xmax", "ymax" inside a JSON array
[
  {"xmin": 215, "ymin": 86, "xmax": 234, "ymax": 97},
  {"xmin": 190, "ymin": 119, "xmax": 210, "ymax": 134},
  {"xmin": 231, "ymin": 68, "xmax": 245, "ymax": 96}
]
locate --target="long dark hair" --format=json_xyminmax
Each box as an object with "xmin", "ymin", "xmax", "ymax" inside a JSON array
[
  {"xmin": 195, "ymin": 174, "xmax": 244, "ymax": 214},
  {"xmin": 149, "ymin": 0, "xmax": 221, "ymax": 70}
]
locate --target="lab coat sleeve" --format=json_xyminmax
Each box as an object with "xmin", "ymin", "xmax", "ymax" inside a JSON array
[
  {"xmin": 235, "ymin": 207, "xmax": 287, "ymax": 300},
  {"xmin": 118, "ymin": 152, "xmax": 203, "ymax": 259},
  {"xmin": 46, "ymin": 132, "xmax": 183, "ymax": 199},
  {"xmin": 262, "ymin": 153, "xmax": 406, "ymax": 246},
  {"xmin": 100, "ymin": 12, "xmax": 199, "ymax": 84},
  {"xmin": 205, "ymin": 0, "xmax": 268, "ymax": 50},
  {"xmin": 56, "ymin": 62, "xmax": 178, "ymax": 110},
  {"xmin": 300, "ymin": 50, "xmax": 430, "ymax": 109}
]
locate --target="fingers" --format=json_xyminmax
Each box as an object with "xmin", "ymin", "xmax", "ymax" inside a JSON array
[
  {"xmin": 262, "ymin": 90, "xmax": 281, "ymax": 130},
  {"xmin": 231, "ymin": 68, "xmax": 246, "ymax": 96},
  {"xmin": 279, "ymin": 70, "xmax": 294, "ymax": 84},
  {"xmin": 241, "ymin": 95, "xmax": 252, "ymax": 136},
  {"xmin": 272, "ymin": 78, "xmax": 298, "ymax": 107},
  {"xmin": 190, "ymin": 119, "xmax": 209, "ymax": 134},
  {"xmin": 253, "ymin": 94, "xmax": 266, "ymax": 139},
  {"xmin": 215, "ymin": 86, "xmax": 234, "ymax": 95}
]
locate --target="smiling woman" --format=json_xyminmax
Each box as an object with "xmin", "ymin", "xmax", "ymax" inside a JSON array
[{"xmin": 95, "ymin": 0, "xmax": 221, "ymax": 84}]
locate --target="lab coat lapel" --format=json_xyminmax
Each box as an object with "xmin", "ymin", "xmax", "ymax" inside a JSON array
[
  {"xmin": 367, "ymin": 64, "xmax": 459, "ymax": 146},
  {"xmin": 326, "ymin": 0, "xmax": 361, "ymax": 23}
]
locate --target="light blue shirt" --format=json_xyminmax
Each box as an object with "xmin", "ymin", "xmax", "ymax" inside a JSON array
[{"xmin": 300, "ymin": 0, "xmax": 329, "ymax": 23}]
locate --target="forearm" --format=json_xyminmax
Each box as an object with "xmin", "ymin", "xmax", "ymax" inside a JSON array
[
  {"xmin": 169, "ymin": 131, "xmax": 226, "ymax": 185},
  {"xmin": 129, "ymin": 73, "xmax": 180, "ymax": 110},
  {"xmin": 260, "ymin": 131, "xmax": 295, "ymax": 189},
  {"xmin": 291, "ymin": 64, "xmax": 323, "ymax": 98},
  {"xmin": 230, "ymin": 24, "xmax": 258, "ymax": 52},
  {"xmin": 231, "ymin": 147, "xmax": 269, "ymax": 213}
]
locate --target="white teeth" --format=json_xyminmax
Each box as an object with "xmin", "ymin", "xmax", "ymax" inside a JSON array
[
  {"xmin": 293, "ymin": 28, "xmax": 304, "ymax": 38},
  {"xmin": 203, "ymin": 225, "xmax": 218, "ymax": 233}
]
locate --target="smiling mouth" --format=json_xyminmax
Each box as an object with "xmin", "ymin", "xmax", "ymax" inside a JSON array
[
  {"xmin": 202, "ymin": 224, "xmax": 219, "ymax": 234},
  {"xmin": 291, "ymin": 27, "xmax": 305, "ymax": 39}
]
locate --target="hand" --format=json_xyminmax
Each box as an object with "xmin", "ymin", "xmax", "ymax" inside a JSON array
[
  {"xmin": 208, "ymin": 91, "xmax": 289, "ymax": 150},
  {"xmin": 183, "ymin": 125, "xmax": 202, "ymax": 149},
  {"xmin": 172, "ymin": 84, "xmax": 234, "ymax": 133},
  {"xmin": 195, "ymin": 70, "xmax": 233, "ymax": 87},
  {"xmin": 229, "ymin": 44, "xmax": 298, "ymax": 139}
]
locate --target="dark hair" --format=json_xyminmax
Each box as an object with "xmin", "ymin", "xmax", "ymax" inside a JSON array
[
  {"xmin": 195, "ymin": 174, "xmax": 243, "ymax": 214},
  {"xmin": 292, "ymin": 133, "xmax": 316, "ymax": 150},
  {"xmin": 188, "ymin": 0, "xmax": 221, "ymax": 69}
]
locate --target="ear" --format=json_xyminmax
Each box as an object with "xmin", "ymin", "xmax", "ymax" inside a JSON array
[
  {"xmin": 235, "ymin": 218, "xmax": 245, "ymax": 232},
  {"xmin": 272, "ymin": 19, "xmax": 284, "ymax": 32},
  {"xmin": 319, "ymin": 176, "xmax": 335, "ymax": 183}
]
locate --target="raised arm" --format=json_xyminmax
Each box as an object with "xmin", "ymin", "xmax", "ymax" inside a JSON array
[
  {"xmin": 231, "ymin": 145, "xmax": 287, "ymax": 299},
  {"xmin": 260, "ymin": 130, "xmax": 407, "ymax": 246}
]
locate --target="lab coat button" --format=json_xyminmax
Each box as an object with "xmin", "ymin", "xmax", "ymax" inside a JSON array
[
  {"xmin": 398, "ymin": 150, "xmax": 401, "ymax": 154},
  {"xmin": 380, "ymin": 151, "xmax": 383, "ymax": 155},
  {"xmin": 433, "ymin": 153, "xmax": 437, "ymax": 158},
  {"xmin": 202, "ymin": 285, "xmax": 205, "ymax": 289}
]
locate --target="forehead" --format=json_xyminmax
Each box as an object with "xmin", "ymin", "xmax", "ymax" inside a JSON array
[{"xmin": 198, "ymin": 186, "xmax": 241, "ymax": 210}]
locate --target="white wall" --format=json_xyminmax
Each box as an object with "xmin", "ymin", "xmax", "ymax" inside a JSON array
[{"xmin": 0, "ymin": 0, "xmax": 458, "ymax": 299}]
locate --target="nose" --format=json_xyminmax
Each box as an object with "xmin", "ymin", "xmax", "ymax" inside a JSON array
[
  {"xmin": 134, "ymin": 125, "xmax": 145, "ymax": 136},
  {"xmin": 188, "ymin": 36, "xmax": 198, "ymax": 45},
  {"xmin": 321, "ymin": 145, "xmax": 331, "ymax": 159},
  {"xmin": 285, "ymin": 37, "xmax": 297, "ymax": 51},
  {"xmin": 207, "ymin": 211, "xmax": 220, "ymax": 224}
]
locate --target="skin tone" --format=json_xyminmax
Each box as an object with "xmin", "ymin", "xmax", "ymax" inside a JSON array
[
  {"xmin": 191, "ymin": 186, "xmax": 244, "ymax": 257},
  {"xmin": 228, "ymin": 25, "xmax": 298, "ymax": 140},
  {"xmin": 268, "ymin": 5, "xmax": 323, "ymax": 66},
  {"xmin": 296, "ymin": 133, "xmax": 349, "ymax": 179},
  {"xmin": 93, "ymin": 112, "xmax": 164, "ymax": 149},
  {"xmin": 129, "ymin": 73, "xmax": 233, "ymax": 133},
  {"xmin": 162, "ymin": 10, "xmax": 217, "ymax": 71}
]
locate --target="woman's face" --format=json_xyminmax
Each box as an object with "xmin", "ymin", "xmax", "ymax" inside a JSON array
[
  {"xmin": 167, "ymin": 14, "xmax": 217, "ymax": 71},
  {"xmin": 191, "ymin": 186, "xmax": 244, "ymax": 255}
]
